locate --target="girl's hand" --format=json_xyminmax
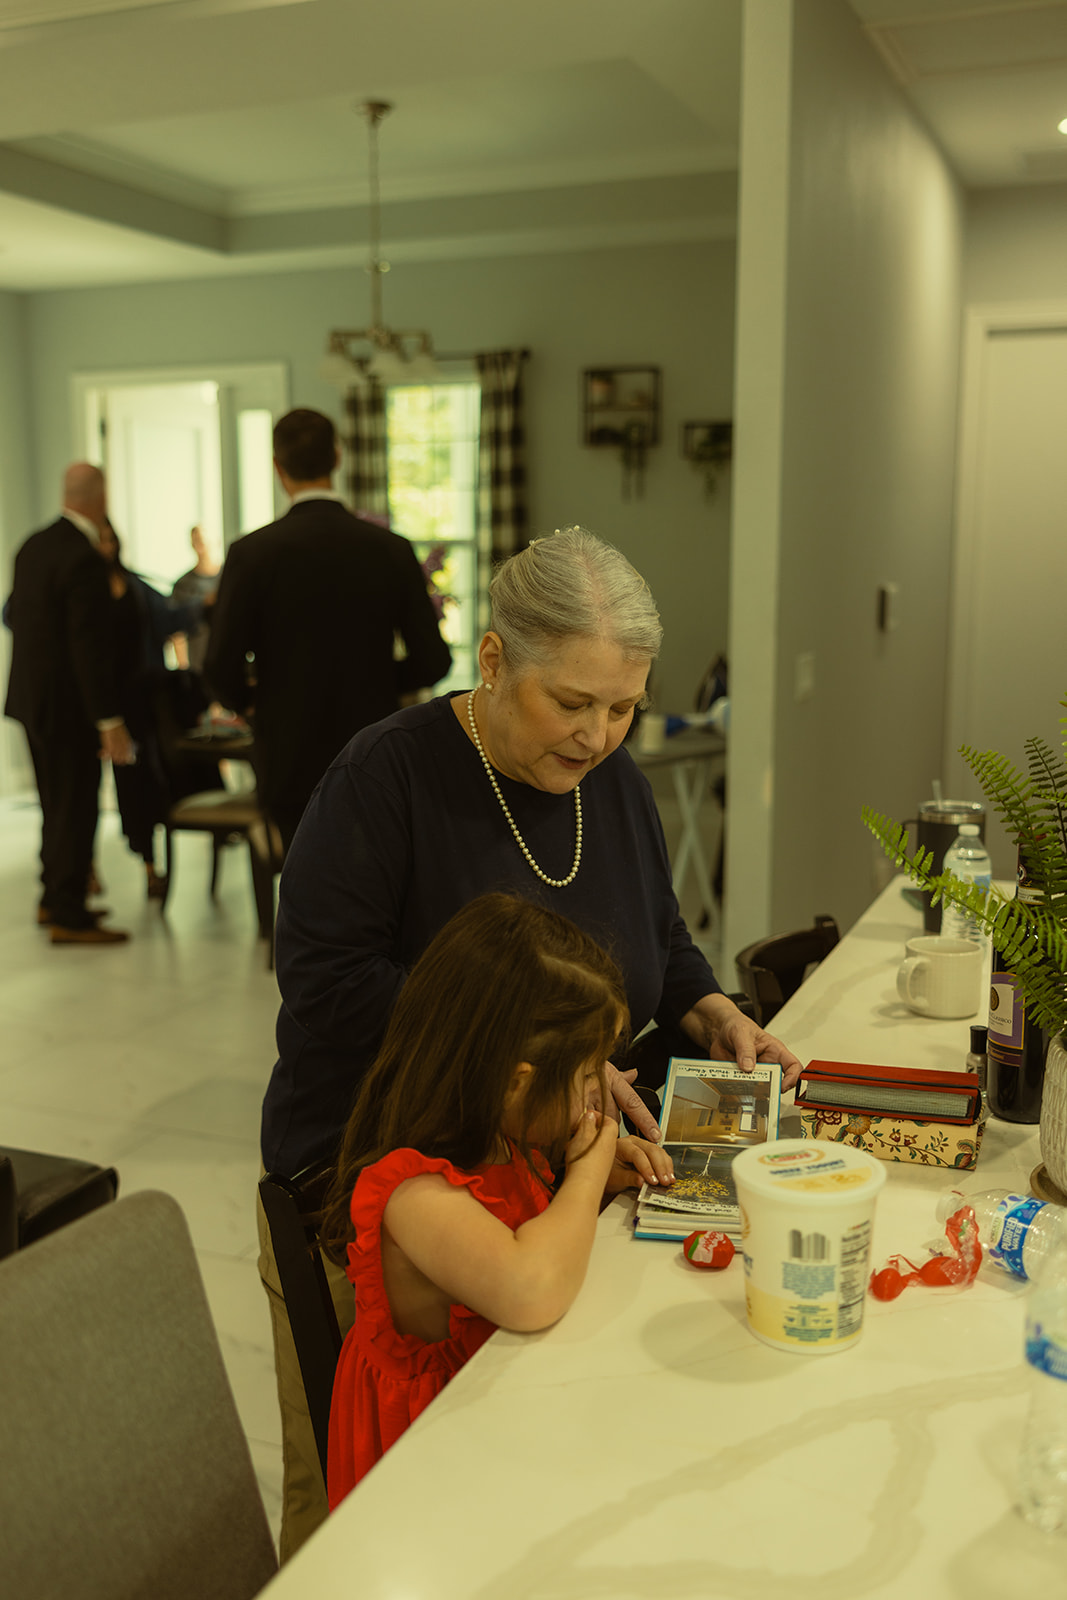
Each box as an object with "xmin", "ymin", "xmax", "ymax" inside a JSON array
[
  {"xmin": 564, "ymin": 1107, "xmax": 615, "ymax": 1170},
  {"xmin": 605, "ymin": 1135, "xmax": 675, "ymax": 1195}
]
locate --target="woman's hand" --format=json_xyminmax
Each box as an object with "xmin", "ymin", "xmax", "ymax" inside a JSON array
[
  {"xmin": 604, "ymin": 1135, "xmax": 675, "ymax": 1196},
  {"xmin": 680, "ymin": 994, "xmax": 803, "ymax": 1091},
  {"xmin": 604, "ymin": 1062, "xmax": 661, "ymax": 1141}
]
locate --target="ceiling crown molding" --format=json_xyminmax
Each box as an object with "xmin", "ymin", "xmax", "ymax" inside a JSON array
[
  {"xmin": 0, "ymin": 0, "xmax": 312, "ymax": 34},
  {"xmin": 234, "ymin": 145, "xmax": 738, "ymax": 217}
]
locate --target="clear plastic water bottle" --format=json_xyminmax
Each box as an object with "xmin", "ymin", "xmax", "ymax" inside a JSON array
[
  {"xmin": 940, "ymin": 824, "xmax": 992, "ymax": 942},
  {"xmin": 935, "ymin": 1189, "xmax": 1067, "ymax": 1282},
  {"xmin": 1018, "ymin": 1239, "xmax": 1067, "ymax": 1532}
]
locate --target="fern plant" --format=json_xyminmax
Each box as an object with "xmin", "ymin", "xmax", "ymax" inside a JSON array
[{"xmin": 862, "ymin": 694, "xmax": 1067, "ymax": 1038}]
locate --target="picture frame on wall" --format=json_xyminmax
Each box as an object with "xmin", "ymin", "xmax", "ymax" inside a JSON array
[{"xmin": 582, "ymin": 366, "xmax": 661, "ymax": 448}]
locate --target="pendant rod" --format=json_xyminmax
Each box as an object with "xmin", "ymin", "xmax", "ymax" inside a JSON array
[{"xmin": 362, "ymin": 100, "xmax": 392, "ymax": 338}]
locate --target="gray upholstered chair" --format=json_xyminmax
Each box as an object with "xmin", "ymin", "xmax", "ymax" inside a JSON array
[{"xmin": 0, "ymin": 1189, "xmax": 278, "ymax": 1600}]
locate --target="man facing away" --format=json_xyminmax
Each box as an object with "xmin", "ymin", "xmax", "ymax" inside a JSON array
[
  {"xmin": 204, "ymin": 408, "xmax": 451, "ymax": 850},
  {"xmin": 5, "ymin": 463, "xmax": 134, "ymax": 944}
]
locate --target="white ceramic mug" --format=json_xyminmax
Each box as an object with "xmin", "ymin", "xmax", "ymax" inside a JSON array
[
  {"xmin": 637, "ymin": 712, "xmax": 667, "ymax": 754},
  {"xmin": 896, "ymin": 935, "xmax": 982, "ymax": 1019}
]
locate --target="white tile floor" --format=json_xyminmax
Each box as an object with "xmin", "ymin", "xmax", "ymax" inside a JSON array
[
  {"xmin": 0, "ymin": 773, "xmax": 724, "ymax": 1562},
  {"xmin": 0, "ymin": 795, "xmax": 285, "ymax": 1547}
]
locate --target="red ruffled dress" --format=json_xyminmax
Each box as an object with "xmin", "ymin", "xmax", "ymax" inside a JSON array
[{"xmin": 327, "ymin": 1144, "xmax": 552, "ymax": 1507}]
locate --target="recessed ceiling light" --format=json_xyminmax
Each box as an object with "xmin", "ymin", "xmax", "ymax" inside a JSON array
[{"xmin": 1059, "ymin": 117, "xmax": 1067, "ymax": 135}]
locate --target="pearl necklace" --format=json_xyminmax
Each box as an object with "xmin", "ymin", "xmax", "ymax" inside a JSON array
[{"xmin": 466, "ymin": 689, "xmax": 582, "ymax": 888}]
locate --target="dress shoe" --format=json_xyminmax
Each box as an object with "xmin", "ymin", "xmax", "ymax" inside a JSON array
[
  {"xmin": 38, "ymin": 905, "xmax": 110, "ymax": 927},
  {"xmin": 50, "ymin": 923, "xmax": 130, "ymax": 946}
]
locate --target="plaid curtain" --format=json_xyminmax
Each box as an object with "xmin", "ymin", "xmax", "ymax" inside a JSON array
[
  {"xmin": 342, "ymin": 380, "xmax": 389, "ymax": 516},
  {"xmin": 476, "ymin": 350, "xmax": 529, "ymax": 569}
]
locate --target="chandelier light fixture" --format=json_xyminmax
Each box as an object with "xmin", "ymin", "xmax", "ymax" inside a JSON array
[{"xmin": 320, "ymin": 100, "xmax": 440, "ymax": 386}]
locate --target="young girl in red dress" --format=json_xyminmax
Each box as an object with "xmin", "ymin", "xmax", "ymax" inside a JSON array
[{"xmin": 321, "ymin": 892, "xmax": 674, "ymax": 1506}]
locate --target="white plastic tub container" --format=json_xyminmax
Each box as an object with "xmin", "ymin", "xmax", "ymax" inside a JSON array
[{"xmin": 733, "ymin": 1139, "xmax": 886, "ymax": 1355}]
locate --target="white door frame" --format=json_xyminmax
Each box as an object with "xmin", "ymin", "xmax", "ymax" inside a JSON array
[
  {"xmin": 946, "ymin": 300, "xmax": 1067, "ymax": 791},
  {"xmin": 71, "ymin": 361, "xmax": 290, "ymax": 538}
]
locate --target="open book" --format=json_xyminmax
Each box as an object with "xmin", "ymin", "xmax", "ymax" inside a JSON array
[{"xmin": 633, "ymin": 1058, "xmax": 783, "ymax": 1242}]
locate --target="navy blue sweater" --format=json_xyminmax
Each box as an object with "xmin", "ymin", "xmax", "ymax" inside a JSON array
[{"xmin": 262, "ymin": 694, "xmax": 722, "ymax": 1174}]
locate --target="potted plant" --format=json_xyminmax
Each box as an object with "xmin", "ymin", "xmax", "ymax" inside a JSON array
[{"xmin": 862, "ymin": 700, "xmax": 1067, "ymax": 1194}]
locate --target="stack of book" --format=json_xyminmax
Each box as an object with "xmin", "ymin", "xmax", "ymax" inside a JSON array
[
  {"xmin": 793, "ymin": 1060, "xmax": 983, "ymax": 1168},
  {"xmin": 634, "ymin": 1058, "xmax": 784, "ymax": 1242}
]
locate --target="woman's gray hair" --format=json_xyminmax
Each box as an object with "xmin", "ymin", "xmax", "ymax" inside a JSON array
[{"xmin": 489, "ymin": 527, "xmax": 662, "ymax": 676}]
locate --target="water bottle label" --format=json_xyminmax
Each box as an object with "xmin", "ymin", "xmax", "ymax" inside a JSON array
[
  {"xmin": 1026, "ymin": 1324, "xmax": 1067, "ymax": 1382},
  {"xmin": 990, "ymin": 1195, "xmax": 1043, "ymax": 1279},
  {"xmin": 989, "ymin": 971, "xmax": 1023, "ymax": 1047}
]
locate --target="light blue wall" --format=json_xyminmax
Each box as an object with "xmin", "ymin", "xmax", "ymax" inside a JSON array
[
  {"xmin": 728, "ymin": 0, "xmax": 965, "ymax": 956},
  {"xmin": 0, "ymin": 289, "xmax": 33, "ymax": 562},
  {"xmin": 25, "ymin": 239, "xmax": 736, "ymax": 714},
  {"xmin": 0, "ymin": 290, "xmax": 34, "ymax": 791},
  {"xmin": 966, "ymin": 183, "xmax": 1067, "ymax": 305}
]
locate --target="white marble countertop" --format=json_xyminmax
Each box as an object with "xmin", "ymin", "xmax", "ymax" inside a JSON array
[{"xmin": 261, "ymin": 879, "xmax": 1065, "ymax": 1599}]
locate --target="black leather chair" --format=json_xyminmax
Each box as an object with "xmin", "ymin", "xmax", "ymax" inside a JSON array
[
  {"xmin": 734, "ymin": 915, "xmax": 840, "ymax": 1027},
  {"xmin": 258, "ymin": 1163, "xmax": 343, "ymax": 1487},
  {"xmin": 0, "ymin": 1145, "xmax": 118, "ymax": 1260}
]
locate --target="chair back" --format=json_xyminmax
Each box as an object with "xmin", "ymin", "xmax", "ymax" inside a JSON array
[
  {"xmin": 0, "ymin": 1153, "xmax": 16, "ymax": 1259},
  {"xmin": 150, "ymin": 668, "xmax": 217, "ymax": 803},
  {"xmin": 734, "ymin": 915, "xmax": 840, "ymax": 1026},
  {"xmin": 0, "ymin": 1190, "xmax": 277, "ymax": 1600},
  {"xmin": 0, "ymin": 1143, "xmax": 118, "ymax": 1251},
  {"xmin": 258, "ymin": 1164, "xmax": 343, "ymax": 1487}
]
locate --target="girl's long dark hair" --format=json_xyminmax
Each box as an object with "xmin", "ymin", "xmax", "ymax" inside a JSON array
[{"xmin": 320, "ymin": 893, "xmax": 628, "ymax": 1263}]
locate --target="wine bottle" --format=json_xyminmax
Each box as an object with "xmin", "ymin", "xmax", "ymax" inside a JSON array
[{"xmin": 987, "ymin": 851, "xmax": 1048, "ymax": 1124}]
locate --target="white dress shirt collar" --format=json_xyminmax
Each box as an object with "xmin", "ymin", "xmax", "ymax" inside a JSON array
[{"xmin": 62, "ymin": 506, "xmax": 103, "ymax": 544}]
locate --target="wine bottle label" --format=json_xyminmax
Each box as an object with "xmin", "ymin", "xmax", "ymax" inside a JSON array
[{"xmin": 988, "ymin": 970, "xmax": 1024, "ymax": 1047}]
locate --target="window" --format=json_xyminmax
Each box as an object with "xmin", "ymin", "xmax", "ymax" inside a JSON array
[{"xmin": 386, "ymin": 380, "xmax": 481, "ymax": 693}]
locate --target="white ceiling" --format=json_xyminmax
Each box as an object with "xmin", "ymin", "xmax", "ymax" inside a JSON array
[{"xmin": 0, "ymin": 0, "xmax": 1064, "ymax": 292}]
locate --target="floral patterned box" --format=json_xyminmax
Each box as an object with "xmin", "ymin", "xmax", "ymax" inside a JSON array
[
  {"xmin": 798, "ymin": 1105, "xmax": 986, "ymax": 1169},
  {"xmin": 795, "ymin": 1060, "xmax": 985, "ymax": 1170}
]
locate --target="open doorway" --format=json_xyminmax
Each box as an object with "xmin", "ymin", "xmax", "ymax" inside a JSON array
[{"xmin": 74, "ymin": 362, "xmax": 288, "ymax": 585}]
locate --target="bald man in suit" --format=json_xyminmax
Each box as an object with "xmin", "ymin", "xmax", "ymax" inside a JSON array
[{"xmin": 5, "ymin": 463, "xmax": 134, "ymax": 943}]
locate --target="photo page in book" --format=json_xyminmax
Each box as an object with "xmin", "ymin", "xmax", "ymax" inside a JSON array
[{"xmin": 634, "ymin": 1058, "xmax": 783, "ymax": 1242}]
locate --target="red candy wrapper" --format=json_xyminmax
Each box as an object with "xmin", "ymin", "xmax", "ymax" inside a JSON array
[
  {"xmin": 869, "ymin": 1204, "xmax": 982, "ymax": 1301},
  {"xmin": 683, "ymin": 1230, "xmax": 735, "ymax": 1269}
]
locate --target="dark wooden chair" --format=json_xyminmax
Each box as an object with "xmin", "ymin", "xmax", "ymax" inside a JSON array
[
  {"xmin": 734, "ymin": 915, "xmax": 840, "ymax": 1027},
  {"xmin": 151, "ymin": 678, "xmax": 285, "ymax": 965},
  {"xmin": 258, "ymin": 1163, "xmax": 343, "ymax": 1488}
]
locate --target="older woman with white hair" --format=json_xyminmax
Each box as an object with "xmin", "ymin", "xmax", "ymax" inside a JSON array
[{"xmin": 259, "ymin": 526, "xmax": 800, "ymax": 1554}]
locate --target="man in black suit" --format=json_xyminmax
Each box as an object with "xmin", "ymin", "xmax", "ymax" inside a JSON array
[
  {"xmin": 205, "ymin": 408, "xmax": 451, "ymax": 850},
  {"xmin": 5, "ymin": 463, "xmax": 134, "ymax": 944}
]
